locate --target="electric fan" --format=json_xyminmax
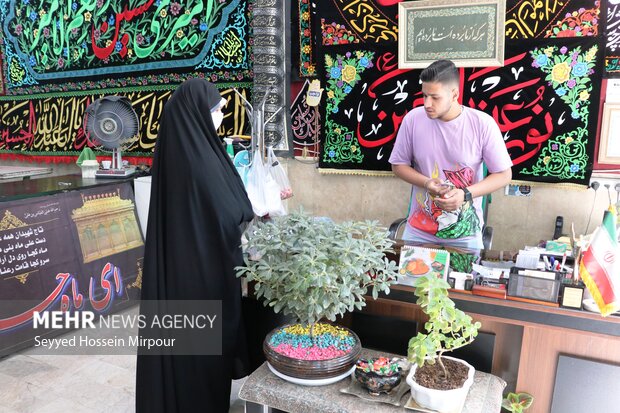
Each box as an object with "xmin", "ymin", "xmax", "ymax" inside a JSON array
[{"xmin": 84, "ymin": 96, "xmax": 140, "ymax": 178}]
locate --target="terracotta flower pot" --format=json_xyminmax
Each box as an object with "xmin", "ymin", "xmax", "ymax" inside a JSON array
[
  {"xmin": 406, "ymin": 356, "xmax": 475, "ymax": 413},
  {"xmin": 263, "ymin": 323, "xmax": 361, "ymax": 381}
]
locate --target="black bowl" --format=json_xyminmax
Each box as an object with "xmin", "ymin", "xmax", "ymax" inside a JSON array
[{"xmin": 354, "ymin": 365, "xmax": 402, "ymax": 395}]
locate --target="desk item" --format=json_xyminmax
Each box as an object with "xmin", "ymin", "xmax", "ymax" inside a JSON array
[
  {"xmin": 506, "ymin": 295, "xmax": 560, "ymax": 307},
  {"xmin": 398, "ymin": 246, "xmax": 450, "ymax": 286},
  {"xmin": 80, "ymin": 160, "xmax": 99, "ymax": 178},
  {"xmin": 508, "ymin": 268, "xmax": 562, "ymax": 303},
  {"xmin": 560, "ymin": 284, "xmax": 585, "ymax": 309},
  {"xmin": 472, "ymin": 285, "xmax": 507, "ymax": 300},
  {"xmin": 546, "ymin": 239, "xmax": 568, "ymax": 253},
  {"xmin": 0, "ymin": 166, "xmax": 52, "ymax": 180},
  {"xmin": 354, "ymin": 357, "xmax": 403, "ymax": 396},
  {"xmin": 448, "ymin": 272, "xmax": 474, "ymax": 290},
  {"xmin": 515, "ymin": 250, "xmax": 540, "ymax": 269},
  {"xmin": 559, "ymin": 252, "xmax": 567, "ymax": 272},
  {"xmin": 553, "ymin": 216, "xmax": 564, "ymax": 240},
  {"xmin": 85, "ymin": 97, "xmax": 138, "ymax": 179},
  {"xmin": 341, "ymin": 372, "xmax": 410, "ymax": 406},
  {"xmin": 582, "ymin": 299, "xmax": 620, "ymax": 315},
  {"xmin": 472, "ymin": 263, "xmax": 505, "ymax": 280},
  {"xmin": 267, "ymin": 362, "xmax": 355, "ymax": 386},
  {"xmin": 517, "ymin": 269, "xmax": 558, "ymax": 281}
]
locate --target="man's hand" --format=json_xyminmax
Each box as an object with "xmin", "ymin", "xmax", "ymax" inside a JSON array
[
  {"xmin": 425, "ymin": 178, "xmax": 452, "ymax": 198},
  {"xmin": 434, "ymin": 188, "xmax": 465, "ymax": 212}
]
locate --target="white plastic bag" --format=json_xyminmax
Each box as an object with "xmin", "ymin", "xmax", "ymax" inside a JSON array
[
  {"xmin": 267, "ymin": 147, "xmax": 293, "ymax": 200},
  {"xmin": 246, "ymin": 153, "xmax": 286, "ymax": 217}
]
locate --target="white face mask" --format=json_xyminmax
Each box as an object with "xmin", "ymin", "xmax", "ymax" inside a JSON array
[{"xmin": 211, "ymin": 110, "xmax": 224, "ymax": 130}]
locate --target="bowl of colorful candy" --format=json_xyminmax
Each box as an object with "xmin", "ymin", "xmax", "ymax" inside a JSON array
[
  {"xmin": 354, "ymin": 357, "xmax": 403, "ymax": 395},
  {"xmin": 264, "ymin": 323, "xmax": 361, "ymax": 383}
]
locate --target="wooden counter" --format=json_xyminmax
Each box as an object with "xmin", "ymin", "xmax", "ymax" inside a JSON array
[{"xmin": 356, "ymin": 285, "xmax": 620, "ymax": 413}]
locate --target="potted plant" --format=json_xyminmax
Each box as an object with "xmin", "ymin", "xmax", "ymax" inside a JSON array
[
  {"xmin": 236, "ymin": 210, "xmax": 399, "ymax": 383},
  {"xmin": 405, "ymin": 273, "xmax": 481, "ymax": 412},
  {"xmin": 502, "ymin": 392, "xmax": 533, "ymax": 413}
]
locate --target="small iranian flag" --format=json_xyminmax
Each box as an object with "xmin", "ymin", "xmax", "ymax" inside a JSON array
[{"xmin": 580, "ymin": 206, "xmax": 619, "ymax": 317}]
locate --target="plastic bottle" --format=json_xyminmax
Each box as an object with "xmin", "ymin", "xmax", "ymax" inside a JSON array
[{"xmin": 223, "ymin": 138, "xmax": 234, "ymax": 160}]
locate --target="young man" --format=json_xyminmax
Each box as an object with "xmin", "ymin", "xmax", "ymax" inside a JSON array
[{"xmin": 389, "ymin": 59, "xmax": 512, "ymax": 249}]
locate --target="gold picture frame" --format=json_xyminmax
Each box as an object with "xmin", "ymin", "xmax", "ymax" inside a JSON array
[
  {"xmin": 598, "ymin": 103, "xmax": 620, "ymax": 165},
  {"xmin": 398, "ymin": 0, "xmax": 506, "ymax": 69}
]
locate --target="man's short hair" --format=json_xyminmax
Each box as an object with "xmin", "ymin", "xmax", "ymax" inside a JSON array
[{"xmin": 420, "ymin": 60, "xmax": 459, "ymax": 86}]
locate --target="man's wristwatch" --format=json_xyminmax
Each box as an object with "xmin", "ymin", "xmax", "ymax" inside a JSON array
[{"xmin": 462, "ymin": 187, "xmax": 473, "ymax": 203}]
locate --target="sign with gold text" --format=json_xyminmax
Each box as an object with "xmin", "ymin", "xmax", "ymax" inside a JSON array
[{"xmin": 0, "ymin": 182, "xmax": 144, "ymax": 355}]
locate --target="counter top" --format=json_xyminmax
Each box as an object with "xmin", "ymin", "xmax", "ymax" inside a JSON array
[
  {"xmin": 240, "ymin": 348, "xmax": 506, "ymax": 413},
  {"xmin": 384, "ymin": 286, "xmax": 620, "ymax": 337},
  {"xmin": 0, "ymin": 174, "xmax": 136, "ymax": 201}
]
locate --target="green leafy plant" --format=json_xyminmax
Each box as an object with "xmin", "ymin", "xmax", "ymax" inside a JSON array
[
  {"xmin": 502, "ymin": 392, "xmax": 534, "ymax": 413},
  {"xmin": 236, "ymin": 210, "xmax": 398, "ymax": 336},
  {"xmin": 407, "ymin": 274, "xmax": 481, "ymax": 379}
]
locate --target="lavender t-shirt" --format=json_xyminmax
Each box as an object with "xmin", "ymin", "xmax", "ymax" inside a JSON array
[{"xmin": 389, "ymin": 106, "xmax": 512, "ymax": 245}]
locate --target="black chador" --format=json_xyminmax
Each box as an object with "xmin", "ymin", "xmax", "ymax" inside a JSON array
[{"xmin": 135, "ymin": 78, "xmax": 254, "ymax": 413}]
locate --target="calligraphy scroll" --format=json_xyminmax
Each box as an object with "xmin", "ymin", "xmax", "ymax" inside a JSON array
[
  {"xmin": 0, "ymin": 0, "xmax": 252, "ymax": 95},
  {"xmin": 291, "ymin": 80, "xmax": 321, "ymax": 159},
  {"xmin": 0, "ymin": 85, "xmax": 251, "ymax": 162},
  {"xmin": 252, "ymin": 0, "xmax": 291, "ymax": 151},
  {"xmin": 315, "ymin": 0, "xmax": 399, "ymax": 46},
  {"xmin": 318, "ymin": 43, "xmax": 423, "ymax": 174},
  {"xmin": 294, "ymin": 0, "xmax": 400, "ymax": 77},
  {"xmin": 293, "ymin": 0, "xmax": 316, "ymax": 77},
  {"xmin": 505, "ymin": 0, "xmax": 600, "ymax": 39},
  {"xmin": 605, "ymin": 0, "xmax": 620, "ymax": 77},
  {"xmin": 0, "ymin": 182, "xmax": 143, "ymax": 355},
  {"xmin": 463, "ymin": 37, "xmax": 602, "ymax": 185}
]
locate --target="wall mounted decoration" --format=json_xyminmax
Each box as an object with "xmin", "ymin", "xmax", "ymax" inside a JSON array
[
  {"xmin": 315, "ymin": 0, "xmax": 399, "ymax": 46},
  {"xmin": 294, "ymin": 0, "xmax": 316, "ymax": 77},
  {"xmin": 291, "ymin": 80, "xmax": 321, "ymax": 160},
  {"xmin": 0, "ymin": 0, "xmax": 253, "ymax": 95},
  {"xmin": 0, "ymin": 86, "xmax": 251, "ymax": 163},
  {"xmin": 251, "ymin": 0, "xmax": 291, "ymax": 151},
  {"xmin": 398, "ymin": 0, "xmax": 506, "ymax": 69},
  {"xmin": 598, "ymin": 103, "xmax": 620, "ymax": 164},
  {"xmin": 463, "ymin": 37, "xmax": 603, "ymax": 185},
  {"xmin": 318, "ymin": 43, "xmax": 423, "ymax": 174},
  {"xmin": 605, "ymin": 0, "xmax": 620, "ymax": 76},
  {"xmin": 506, "ymin": 0, "xmax": 600, "ymax": 40},
  {"xmin": 0, "ymin": 0, "xmax": 253, "ymax": 162}
]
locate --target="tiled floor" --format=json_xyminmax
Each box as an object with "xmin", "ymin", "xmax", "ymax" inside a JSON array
[{"xmin": 0, "ymin": 307, "xmax": 246, "ymax": 413}]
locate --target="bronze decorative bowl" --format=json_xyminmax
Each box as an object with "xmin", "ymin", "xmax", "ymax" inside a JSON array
[
  {"xmin": 354, "ymin": 357, "xmax": 403, "ymax": 395},
  {"xmin": 263, "ymin": 323, "xmax": 361, "ymax": 381}
]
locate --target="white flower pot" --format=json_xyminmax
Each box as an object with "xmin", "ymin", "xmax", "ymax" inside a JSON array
[{"xmin": 406, "ymin": 356, "xmax": 475, "ymax": 413}]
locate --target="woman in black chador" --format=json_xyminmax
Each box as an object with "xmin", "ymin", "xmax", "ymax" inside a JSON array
[{"xmin": 135, "ymin": 78, "xmax": 254, "ymax": 412}]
